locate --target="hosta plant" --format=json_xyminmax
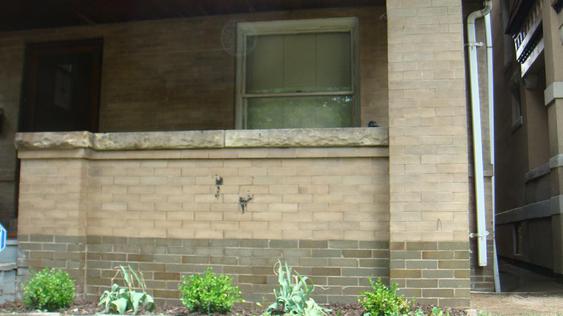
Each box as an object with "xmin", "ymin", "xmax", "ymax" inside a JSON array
[
  {"xmin": 98, "ymin": 265, "xmax": 155, "ymax": 315},
  {"xmin": 23, "ymin": 268, "xmax": 75, "ymax": 311},
  {"xmin": 178, "ymin": 267, "xmax": 242, "ymax": 314},
  {"xmin": 265, "ymin": 260, "xmax": 330, "ymax": 316}
]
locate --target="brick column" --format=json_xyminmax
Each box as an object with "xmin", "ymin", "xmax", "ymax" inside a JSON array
[
  {"xmin": 386, "ymin": 1, "xmax": 470, "ymax": 307},
  {"xmin": 18, "ymin": 157, "xmax": 88, "ymax": 295}
]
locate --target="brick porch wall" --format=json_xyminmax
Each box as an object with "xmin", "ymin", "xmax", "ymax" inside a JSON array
[{"xmin": 17, "ymin": 130, "xmax": 396, "ymax": 305}]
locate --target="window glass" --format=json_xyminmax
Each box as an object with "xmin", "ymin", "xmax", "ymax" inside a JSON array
[
  {"xmin": 238, "ymin": 18, "xmax": 357, "ymax": 129},
  {"xmin": 246, "ymin": 96, "xmax": 353, "ymax": 129},
  {"xmin": 245, "ymin": 32, "xmax": 351, "ymax": 94}
]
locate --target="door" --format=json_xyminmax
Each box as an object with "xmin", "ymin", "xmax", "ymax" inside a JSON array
[{"xmin": 20, "ymin": 38, "xmax": 102, "ymax": 132}]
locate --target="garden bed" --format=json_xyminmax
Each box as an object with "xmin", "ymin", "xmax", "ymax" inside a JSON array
[{"xmin": 0, "ymin": 301, "xmax": 467, "ymax": 316}]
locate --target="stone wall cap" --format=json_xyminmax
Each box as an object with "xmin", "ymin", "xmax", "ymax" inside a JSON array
[
  {"xmin": 15, "ymin": 128, "xmax": 388, "ymax": 151},
  {"xmin": 225, "ymin": 128, "xmax": 387, "ymax": 148}
]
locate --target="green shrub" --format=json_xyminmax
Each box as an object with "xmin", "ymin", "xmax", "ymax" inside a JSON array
[
  {"xmin": 178, "ymin": 268, "xmax": 242, "ymax": 314},
  {"xmin": 359, "ymin": 278, "xmax": 411, "ymax": 316},
  {"xmin": 98, "ymin": 265, "xmax": 155, "ymax": 315},
  {"xmin": 23, "ymin": 268, "xmax": 75, "ymax": 311},
  {"xmin": 264, "ymin": 260, "xmax": 330, "ymax": 316}
]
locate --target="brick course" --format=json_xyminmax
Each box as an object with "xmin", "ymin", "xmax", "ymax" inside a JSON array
[
  {"xmin": 19, "ymin": 235, "xmax": 389, "ymax": 305},
  {"xmin": 19, "ymin": 149, "xmax": 389, "ymax": 241},
  {"xmin": 390, "ymin": 241, "xmax": 470, "ymax": 307}
]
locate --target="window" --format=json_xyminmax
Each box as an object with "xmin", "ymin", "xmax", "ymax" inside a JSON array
[{"xmin": 236, "ymin": 18, "xmax": 359, "ymax": 129}]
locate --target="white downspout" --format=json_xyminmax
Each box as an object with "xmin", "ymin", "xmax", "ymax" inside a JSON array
[
  {"xmin": 484, "ymin": 13, "xmax": 501, "ymax": 293},
  {"xmin": 467, "ymin": 2, "xmax": 491, "ymax": 268}
]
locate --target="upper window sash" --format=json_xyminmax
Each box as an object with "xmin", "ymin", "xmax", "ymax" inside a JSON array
[{"xmin": 235, "ymin": 17, "xmax": 359, "ymax": 129}]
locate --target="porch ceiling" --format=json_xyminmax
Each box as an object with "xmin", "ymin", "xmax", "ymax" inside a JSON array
[{"xmin": 0, "ymin": 0, "xmax": 384, "ymax": 32}]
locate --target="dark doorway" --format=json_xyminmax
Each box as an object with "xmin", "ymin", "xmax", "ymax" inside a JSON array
[{"xmin": 20, "ymin": 38, "xmax": 102, "ymax": 132}]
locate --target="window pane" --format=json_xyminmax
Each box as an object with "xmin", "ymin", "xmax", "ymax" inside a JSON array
[
  {"xmin": 283, "ymin": 34, "xmax": 316, "ymax": 92},
  {"xmin": 246, "ymin": 36, "xmax": 284, "ymax": 93},
  {"xmin": 317, "ymin": 32, "xmax": 351, "ymax": 91},
  {"xmin": 246, "ymin": 96, "xmax": 353, "ymax": 129},
  {"xmin": 245, "ymin": 32, "xmax": 351, "ymax": 94}
]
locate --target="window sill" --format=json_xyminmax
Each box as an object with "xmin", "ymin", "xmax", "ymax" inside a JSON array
[{"xmin": 15, "ymin": 127, "xmax": 388, "ymax": 151}]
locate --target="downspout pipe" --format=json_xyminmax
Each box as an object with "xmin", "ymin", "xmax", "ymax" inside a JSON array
[
  {"xmin": 484, "ymin": 12, "xmax": 501, "ymax": 293},
  {"xmin": 467, "ymin": 2, "xmax": 491, "ymax": 268}
]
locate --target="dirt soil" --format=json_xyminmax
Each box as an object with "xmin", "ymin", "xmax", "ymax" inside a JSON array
[
  {"xmin": 471, "ymin": 293, "xmax": 563, "ymax": 316},
  {"xmin": 0, "ymin": 301, "xmax": 467, "ymax": 316}
]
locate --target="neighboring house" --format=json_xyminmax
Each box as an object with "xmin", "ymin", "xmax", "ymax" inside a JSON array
[
  {"xmin": 493, "ymin": 0, "xmax": 563, "ymax": 278},
  {"xmin": 2, "ymin": 0, "xmax": 558, "ymax": 308}
]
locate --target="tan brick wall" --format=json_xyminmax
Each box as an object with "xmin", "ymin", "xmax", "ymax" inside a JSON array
[
  {"xmin": 18, "ymin": 159, "xmax": 88, "ymax": 236},
  {"xmin": 20, "ymin": 235, "xmax": 389, "ymax": 305},
  {"xmin": 18, "ymin": 148, "xmax": 389, "ymax": 241},
  {"xmin": 386, "ymin": 0, "xmax": 470, "ymax": 306},
  {"xmin": 0, "ymin": 6, "xmax": 388, "ymax": 133},
  {"xmin": 17, "ymin": 146, "xmax": 391, "ymax": 304},
  {"xmin": 0, "ymin": 6, "xmax": 388, "ymax": 233},
  {"xmin": 390, "ymin": 241, "xmax": 470, "ymax": 307},
  {"xmin": 386, "ymin": 0, "xmax": 469, "ymax": 242}
]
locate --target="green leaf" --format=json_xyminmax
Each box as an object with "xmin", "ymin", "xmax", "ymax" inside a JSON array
[
  {"xmin": 112, "ymin": 297, "xmax": 128, "ymax": 315},
  {"xmin": 144, "ymin": 293, "xmax": 156, "ymax": 312},
  {"xmin": 23, "ymin": 268, "xmax": 75, "ymax": 311},
  {"xmin": 178, "ymin": 268, "xmax": 241, "ymax": 313},
  {"xmin": 131, "ymin": 292, "xmax": 144, "ymax": 314}
]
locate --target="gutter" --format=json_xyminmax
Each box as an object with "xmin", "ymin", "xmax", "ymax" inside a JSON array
[
  {"xmin": 467, "ymin": 1, "xmax": 491, "ymax": 268},
  {"xmin": 467, "ymin": 0, "xmax": 501, "ymax": 292}
]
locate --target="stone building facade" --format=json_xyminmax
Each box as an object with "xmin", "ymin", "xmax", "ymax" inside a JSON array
[{"xmin": 493, "ymin": 0, "xmax": 563, "ymax": 279}]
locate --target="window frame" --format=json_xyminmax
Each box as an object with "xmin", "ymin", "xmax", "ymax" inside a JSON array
[{"xmin": 235, "ymin": 17, "xmax": 360, "ymax": 129}]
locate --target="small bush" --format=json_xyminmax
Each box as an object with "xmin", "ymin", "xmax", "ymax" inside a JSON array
[
  {"xmin": 23, "ymin": 268, "xmax": 75, "ymax": 311},
  {"xmin": 359, "ymin": 278, "xmax": 411, "ymax": 316},
  {"xmin": 98, "ymin": 265, "xmax": 155, "ymax": 315},
  {"xmin": 178, "ymin": 268, "xmax": 242, "ymax": 314},
  {"xmin": 264, "ymin": 260, "xmax": 330, "ymax": 316}
]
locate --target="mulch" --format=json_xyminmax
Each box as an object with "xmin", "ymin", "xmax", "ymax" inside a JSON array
[{"xmin": 0, "ymin": 300, "xmax": 467, "ymax": 316}]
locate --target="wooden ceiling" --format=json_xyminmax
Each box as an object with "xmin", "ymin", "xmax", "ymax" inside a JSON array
[{"xmin": 0, "ymin": 0, "xmax": 385, "ymax": 32}]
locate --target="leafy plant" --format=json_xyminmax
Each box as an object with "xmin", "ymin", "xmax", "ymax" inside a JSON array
[
  {"xmin": 429, "ymin": 306, "xmax": 451, "ymax": 316},
  {"xmin": 264, "ymin": 260, "xmax": 330, "ymax": 316},
  {"xmin": 359, "ymin": 278, "xmax": 411, "ymax": 316},
  {"xmin": 178, "ymin": 267, "xmax": 242, "ymax": 314},
  {"xmin": 413, "ymin": 309, "xmax": 425, "ymax": 316},
  {"xmin": 23, "ymin": 268, "xmax": 75, "ymax": 311},
  {"xmin": 98, "ymin": 265, "xmax": 155, "ymax": 315}
]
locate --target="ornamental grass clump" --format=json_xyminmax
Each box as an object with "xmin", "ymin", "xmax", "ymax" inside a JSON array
[
  {"xmin": 178, "ymin": 268, "xmax": 242, "ymax": 314},
  {"xmin": 23, "ymin": 268, "xmax": 75, "ymax": 311}
]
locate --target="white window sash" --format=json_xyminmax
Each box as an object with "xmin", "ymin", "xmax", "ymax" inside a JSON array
[{"xmin": 235, "ymin": 17, "xmax": 360, "ymax": 129}]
